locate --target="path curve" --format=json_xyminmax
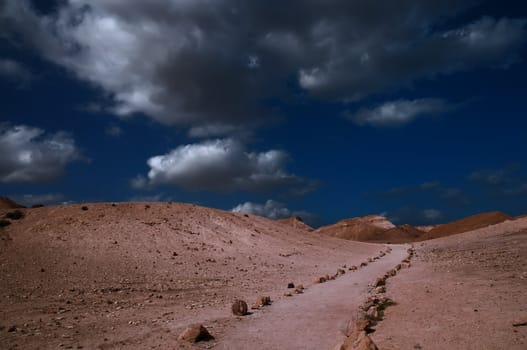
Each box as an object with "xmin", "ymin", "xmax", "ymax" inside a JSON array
[{"xmin": 215, "ymin": 245, "xmax": 407, "ymax": 350}]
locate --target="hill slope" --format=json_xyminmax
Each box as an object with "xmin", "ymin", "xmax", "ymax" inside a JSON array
[
  {"xmin": 275, "ymin": 216, "xmax": 314, "ymax": 231},
  {"xmin": 0, "ymin": 201, "xmax": 384, "ymax": 349},
  {"xmin": 420, "ymin": 211, "xmax": 512, "ymax": 240},
  {"xmin": 316, "ymin": 215, "xmax": 423, "ymax": 243},
  {"xmin": 0, "ymin": 197, "xmax": 24, "ymax": 210}
]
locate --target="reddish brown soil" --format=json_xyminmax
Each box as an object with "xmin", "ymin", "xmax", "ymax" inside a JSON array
[
  {"xmin": 0, "ymin": 202, "xmax": 384, "ymax": 350},
  {"xmin": 372, "ymin": 217, "xmax": 527, "ymax": 349},
  {"xmin": 420, "ymin": 211, "xmax": 512, "ymax": 240}
]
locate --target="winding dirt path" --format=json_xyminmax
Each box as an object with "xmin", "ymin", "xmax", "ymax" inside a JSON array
[{"xmin": 215, "ymin": 245, "xmax": 407, "ymax": 350}]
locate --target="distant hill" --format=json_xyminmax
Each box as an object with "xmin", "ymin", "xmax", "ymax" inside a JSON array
[
  {"xmin": 0, "ymin": 197, "xmax": 24, "ymax": 210},
  {"xmin": 420, "ymin": 211, "xmax": 512, "ymax": 241},
  {"xmin": 315, "ymin": 215, "xmax": 402, "ymax": 242},
  {"xmin": 377, "ymin": 224, "xmax": 426, "ymax": 243},
  {"xmin": 276, "ymin": 216, "xmax": 314, "ymax": 231}
]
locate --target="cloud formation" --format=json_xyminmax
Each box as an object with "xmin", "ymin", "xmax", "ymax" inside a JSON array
[
  {"xmin": 1, "ymin": 1, "xmax": 525, "ymax": 133},
  {"xmin": 232, "ymin": 200, "xmax": 293, "ymax": 219},
  {"xmin": 387, "ymin": 206, "xmax": 444, "ymax": 225},
  {"xmin": 134, "ymin": 138, "xmax": 314, "ymax": 193},
  {"xmin": 372, "ymin": 181, "xmax": 470, "ymax": 206},
  {"xmin": 11, "ymin": 193, "xmax": 65, "ymax": 207},
  {"xmin": 0, "ymin": 124, "xmax": 80, "ymax": 183},
  {"xmin": 349, "ymin": 98, "xmax": 448, "ymax": 127},
  {"xmin": 468, "ymin": 165, "xmax": 527, "ymax": 197},
  {"xmin": 0, "ymin": 58, "xmax": 32, "ymax": 83},
  {"xmin": 232, "ymin": 199, "xmax": 316, "ymax": 224}
]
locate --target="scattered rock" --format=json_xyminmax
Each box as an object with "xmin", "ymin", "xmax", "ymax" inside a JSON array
[
  {"xmin": 81, "ymin": 206, "xmax": 88, "ymax": 211},
  {"xmin": 360, "ymin": 262, "xmax": 368, "ymax": 267},
  {"xmin": 512, "ymin": 319, "xmax": 527, "ymax": 327},
  {"xmin": 373, "ymin": 277, "xmax": 385, "ymax": 287},
  {"xmin": 313, "ymin": 276, "xmax": 326, "ymax": 284},
  {"xmin": 287, "ymin": 282, "xmax": 295, "ymax": 289},
  {"xmin": 349, "ymin": 265, "xmax": 358, "ymax": 271},
  {"xmin": 336, "ymin": 268, "xmax": 346, "ymax": 276},
  {"xmin": 178, "ymin": 324, "xmax": 214, "ymax": 343},
  {"xmin": 255, "ymin": 296, "xmax": 271, "ymax": 307},
  {"xmin": 231, "ymin": 300, "xmax": 248, "ymax": 316},
  {"xmin": 366, "ymin": 306, "xmax": 379, "ymax": 320},
  {"xmin": 0, "ymin": 220, "xmax": 11, "ymax": 227},
  {"xmin": 8, "ymin": 325, "xmax": 17, "ymax": 332},
  {"xmin": 375, "ymin": 286, "xmax": 386, "ymax": 294},
  {"xmin": 284, "ymin": 291, "xmax": 293, "ymax": 297},
  {"xmin": 341, "ymin": 330, "xmax": 379, "ymax": 350}
]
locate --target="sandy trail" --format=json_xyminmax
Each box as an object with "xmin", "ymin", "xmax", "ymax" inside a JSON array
[{"xmin": 215, "ymin": 245, "xmax": 407, "ymax": 350}]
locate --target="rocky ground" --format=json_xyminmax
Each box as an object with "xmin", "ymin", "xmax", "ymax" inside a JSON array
[
  {"xmin": 0, "ymin": 202, "xmax": 383, "ymax": 350},
  {"xmin": 1, "ymin": 202, "xmax": 526, "ymax": 349},
  {"xmin": 372, "ymin": 217, "xmax": 527, "ymax": 350}
]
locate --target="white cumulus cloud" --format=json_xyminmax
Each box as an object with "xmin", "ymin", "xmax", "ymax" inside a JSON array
[
  {"xmin": 135, "ymin": 138, "xmax": 314, "ymax": 193},
  {"xmin": 0, "ymin": 124, "xmax": 80, "ymax": 183},
  {"xmin": 232, "ymin": 200, "xmax": 292, "ymax": 219}
]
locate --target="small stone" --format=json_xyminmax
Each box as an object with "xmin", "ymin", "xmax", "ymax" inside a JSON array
[
  {"xmin": 284, "ymin": 291, "xmax": 293, "ymax": 297},
  {"xmin": 375, "ymin": 286, "xmax": 386, "ymax": 294},
  {"xmin": 313, "ymin": 276, "xmax": 326, "ymax": 284},
  {"xmin": 512, "ymin": 319, "xmax": 527, "ymax": 327},
  {"xmin": 287, "ymin": 282, "xmax": 295, "ymax": 289},
  {"xmin": 178, "ymin": 324, "xmax": 214, "ymax": 343},
  {"xmin": 255, "ymin": 296, "xmax": 271, "ymax": 307},
  {"xmin": 8, "ymin": 325, "xmax": 16, "ymax": 332},
  {"xmin": 366, "ymin": 306, "xmax": 379, "ymax": 320},
  {"xmin": 373, "ymin": 277, "xmax": 385, "ymax": 287},
  {"xmin": 231, "ymin": 300, "xmax": 248, "ymax": 316}
]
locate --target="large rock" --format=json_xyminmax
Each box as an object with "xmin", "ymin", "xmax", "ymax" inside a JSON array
[
  {"xmin": 178, "ymin": 324, "xmax": 214, "ymax": 342},
  {"xmin": 231, "ymin": 299, "xmax": 248, "ymax": 316}
]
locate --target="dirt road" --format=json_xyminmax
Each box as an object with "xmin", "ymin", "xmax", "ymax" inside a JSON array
[{"xmin": 214, "ymin": 245, "xmax": 407, "ymax": 350}]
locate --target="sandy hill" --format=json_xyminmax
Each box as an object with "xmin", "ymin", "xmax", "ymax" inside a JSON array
[
  {"xmin": 0, "ymin": 201, "xmax": 384, "ymax": 349},
  {"xmin": 0, "ymin": 197, "xmax": 24, "ymax": 210},
  {"xmin": 375, "ymin": 224, "xmax": 425, "ymax": 243},
  {"xmin": 275, "ymin": 216, "xmax": 314, "ymax": 231},
  {"xmin": 315, "ymin": 215, "xmax": 396, "ymax": 241},
  {"xmin": 419, "ymin": 211, "xmax": 512, "ymax": 241}
]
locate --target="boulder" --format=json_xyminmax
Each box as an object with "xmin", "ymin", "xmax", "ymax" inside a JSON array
[
  {"xmin": 231, "ymin": 300, "xmax": 248, "ymax": 316},
  {"xmin": 178, "ymin": 324, "xmax": 214, "ymax": 343}
]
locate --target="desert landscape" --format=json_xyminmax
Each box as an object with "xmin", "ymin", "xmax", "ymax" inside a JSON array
[{"xmin": 1, "ymin": 197, "xmax": 525, "ymax": 349}]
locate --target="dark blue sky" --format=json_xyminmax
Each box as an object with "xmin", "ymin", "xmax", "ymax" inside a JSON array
[{"xmin": 1, "ymin": 0, "xmax": 526, "ymax": 226}]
